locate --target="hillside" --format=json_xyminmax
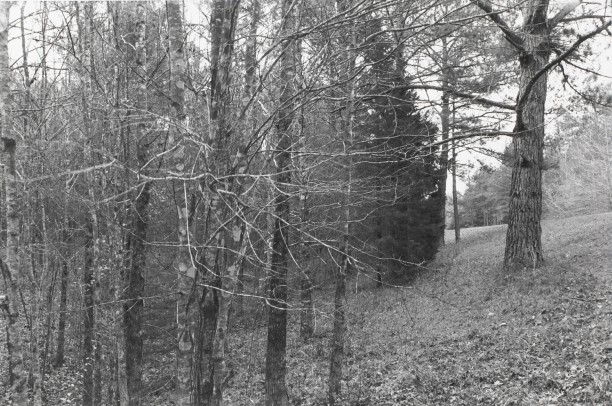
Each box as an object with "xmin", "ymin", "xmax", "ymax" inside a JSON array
[
  {"xmin": 222, "ymin": 212, "xmax": 612, "ymax": 405},
  {"xmin": 11, "ymin": 212, "xmax": 612, "ymax": 405}
]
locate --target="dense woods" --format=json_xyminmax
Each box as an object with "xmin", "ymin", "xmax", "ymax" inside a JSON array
[{"xmin": 0, "ymin": 0, "xmax": 610, "ymax": 405}]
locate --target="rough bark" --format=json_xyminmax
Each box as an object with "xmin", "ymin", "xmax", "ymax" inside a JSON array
[
  {"xmin": 470, "ymin": 0, "xmax": 603, "ymax": 269},
  {"xmin": 502, "ymin": 3, "xmax": 551, "ymax": 270},
  {"xmin": 265, "ymin": 1, "xmax": 297, "ymax": 405}
]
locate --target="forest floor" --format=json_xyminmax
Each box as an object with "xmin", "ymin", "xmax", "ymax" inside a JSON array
[
  {"xmin": 223, "ymin": 211, "xmax": 612, "ymax": 405},
  {"xmin": 3, "ymin": 212, "xmax": 611, "ymax": 405}
]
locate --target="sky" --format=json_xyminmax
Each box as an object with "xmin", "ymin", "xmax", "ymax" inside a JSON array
[{"xmin": 7, "ymin": 0, "xmax": 612, "ymax": 196}]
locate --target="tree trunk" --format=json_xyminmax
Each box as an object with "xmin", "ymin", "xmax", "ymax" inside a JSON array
[
  {"xmin": 1, "ymin": 2, "xmax": 28, "ymax": 403},
  {"xmin": 0, "ymin": 4, "xmax": 28, "ymax": 402},
  {"xmin": 504, "ymin": 10, "xmax": 551, "ymax": 270},
  {"xmin": 209, "ymin": 1, "xmax": 242, "ymax": 403},
  {"xmin": 452, "ymin": 126, "xmax": 460, "ymax": 243},
  {"xmin": 265, "ymin": 1, "xmax": 297, "ymax": 405},
  {"xmin": 123, "ymin": 4, "xmax": 149, "ymax": 405},
  {"xmin": 296, "ymin": 34, "xmax": 314, "ymax": 342},
  {"xmin": 82, "ymin": 217, "xmax": 96, "ymax": 406},
  {"xmin": 55, "ymin": 251, "xmax": 69, "ymax": 367},
  {"xmin": 328, "ymin": 2, "xmax": 355, "ymax": 402},
  {"xmin": 434, "ymin": 34, "xmax": 450, "ymax": 250},
  {"xmin": 235, "ymin": 0, "xmax": 261, "ymax": 316},
  {"xmin": 167, "ymin": 1, "xmax": 200, "ymax": 404}
]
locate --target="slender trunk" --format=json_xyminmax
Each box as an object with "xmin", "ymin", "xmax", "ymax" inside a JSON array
[
  {"xmin": 236, "ymin": 0, "xmax": 261, "ymax": 315},
  {"xmin": 0, "ymin": 2, "xmax": 28, "ymax": 404},
  {"xmin": 328, "ymin": 0, "xmax": 359, "ymax": 399},
  {"xmin": 123, "ymin": 4, "xmax": 149, "ymax": 405},
  {"xmin": 82, "ymin": 217, "xmax": 96, "ymax": 406},
  {"xmin": 452, "ymin": 130, "xmax": 460, "ymax": 243},
  {"xmin": 41, "ymin": 258, "xmax": 57, "ymax": 381},
  {"xmin": 55, "ymin": 251, "xmax": 69, "ymax": 367},
  {"xmin": 265, "ymin": 1, "xmax": 297, "ymax": 405},
  {"xmin": 328, "ymin": 2, "xmax": 355, "ymax": 401},
  {"xmin": 116, "ymin": 219, "xmax": 129, "ymax": 406},
  {"xmin": 210, "ymin": 1, "xmax": 241, "ymax": 403},
  {"xmin": 295, "ymin": 33, "xmax": 314, "ymax": 342},
  {"xmin": 26, "ymin": 197, "xmax": 43, "ymax": 406},
  {"xmin": 435, "ymin": 34, "xmax": 450, "ymax": 250},
  {"xmin": 195, "ymin": 284, "xmax": 217, "ymax": 404},
  {"xmin": 298, "ymin": 186, "xmax": 314, "ymax": 340},
  {"xmin": 167, "ymin": 1, "xmax": 200, "ymax": 404}
]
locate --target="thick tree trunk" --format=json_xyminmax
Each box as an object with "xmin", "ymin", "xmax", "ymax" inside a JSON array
[
  {"xmin": 470, "ymin": 0, "xmax": 592, "ymax": 269},
  {"xmin": 504, "ymin": 21, "xmax": 550, "ymax": 270}
]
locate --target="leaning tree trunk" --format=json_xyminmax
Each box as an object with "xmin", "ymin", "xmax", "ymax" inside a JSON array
[{"xmin": 0, "ymin": 4, "xmax": 28, "ymax": 403}]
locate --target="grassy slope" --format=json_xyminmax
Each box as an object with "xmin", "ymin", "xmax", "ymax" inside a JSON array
[
  {"xmin": 226, "ymin": 212, "xmax": 612, "ymax": 405},
  {"xmin": 336, "ymin": 212, "xmax": 612, "ymax": 405}
]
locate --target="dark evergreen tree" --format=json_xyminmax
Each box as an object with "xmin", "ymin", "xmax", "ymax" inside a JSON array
[{"xmin": 354, "ymin": 23, "xmax": 439, "ymax": 278}]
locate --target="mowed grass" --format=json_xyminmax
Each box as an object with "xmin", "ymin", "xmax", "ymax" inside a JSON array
[{"xmin": 222, "ymin": 212, "xmax": 612, "ymax": 405}]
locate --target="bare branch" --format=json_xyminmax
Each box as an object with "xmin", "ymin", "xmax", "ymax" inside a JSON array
[
  {"xmin": 397, "ymin": 84, "xmax": 516, "ymax": 110},
  {"xmin": 548, "ymin": 0, "xmax": 581, "ymax": 30},
  {"xmin": 22, "ymin": 159, "xmax": 117, "ymax": 183},
  {"xmin": 470, "ymin": 0, "xmax": 524, "ymax": 50},
  {"xmin": 516, "ymin": 19, "xmax": 612, "ymax": 127}
]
